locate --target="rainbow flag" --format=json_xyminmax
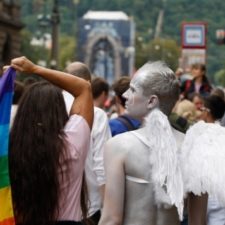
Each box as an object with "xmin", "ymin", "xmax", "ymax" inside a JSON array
[{"xmin": 0, "ymin": 67, "xmax": 16, "ymax": 225}]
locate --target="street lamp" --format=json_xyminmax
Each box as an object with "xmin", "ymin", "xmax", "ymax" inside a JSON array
[
  {"xmin": 36, "ymin": 1, "xmax": 51, "ymax": 67},
  {"xmin": 37, "ymin": 13, "xmax": 51, "ymax": 46},
  {"xmin": 50, "ymin": 0, "xmax": 60, "ymax": 69},
  {"xmin": 73, "ymin": 0, "xmax": 80, "ymax": 40},
  {"xmin": 36, "ymin": 0, "xmax": 60, "ymax": 69}
]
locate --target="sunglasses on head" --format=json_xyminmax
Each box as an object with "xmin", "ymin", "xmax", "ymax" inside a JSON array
[{"xmin": 199, "ymin": 106, "xmax": 210, "ymax": 112}]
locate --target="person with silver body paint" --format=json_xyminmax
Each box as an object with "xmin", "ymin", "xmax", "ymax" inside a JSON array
[{"xmin": 99, "ymin": 61, "xmax": 184, "ymax": 225}]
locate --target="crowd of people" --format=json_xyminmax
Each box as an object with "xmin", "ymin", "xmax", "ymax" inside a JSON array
[{"xmin": 2, "ymin": 56, "xmax": 225, "ymax": 225}]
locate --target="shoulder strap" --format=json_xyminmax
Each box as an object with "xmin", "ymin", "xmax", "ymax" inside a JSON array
[
  {"xmin": 117, "ymin": 115, "xmax": 136, "ymax": 131},
  {"xmin": 169, "ymin": 113, "xmax": 190, "ymax": 133}
]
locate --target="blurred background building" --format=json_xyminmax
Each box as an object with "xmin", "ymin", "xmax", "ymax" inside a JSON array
[
  {"xmin": 77, "ymin": 11, "xmax": 135, "ymax": 84},
  {"xmin": 0, "ymin": 0, "xmax": 23, "ymax": 68}
]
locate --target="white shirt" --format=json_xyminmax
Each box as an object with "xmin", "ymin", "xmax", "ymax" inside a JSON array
[
  {"xmin": 207, "ymin": 196, "xmax": 225, "ymax": 225},
  {"xmin": 86, "ymin": 107, "xmax": 111, "ymax": 215},
  {"xmin": 63, "ymin": 91, "xmax": 111, "ymax": 216}
]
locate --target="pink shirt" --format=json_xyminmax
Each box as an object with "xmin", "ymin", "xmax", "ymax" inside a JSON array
[
  {"xmin": 195, "ymin": 83, "xmax": 201, "ymax": 93},
  {"xmin": 57, "ymin": 114, "xmax": 90, "ymax": 221}
]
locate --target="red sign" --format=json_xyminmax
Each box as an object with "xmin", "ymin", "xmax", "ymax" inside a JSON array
[{"xmin": 182, "ymin": 22, "xmax": 207, "ymax": 49}]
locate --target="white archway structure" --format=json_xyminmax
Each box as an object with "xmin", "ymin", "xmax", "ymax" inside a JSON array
[{"xmin": 85, "ymin": 33, "xmax": 122, "ymax": 82}]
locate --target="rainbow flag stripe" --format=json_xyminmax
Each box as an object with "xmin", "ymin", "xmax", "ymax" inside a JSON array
[{"xmin": 0, "ymin": 68, "xmax": 16, "ymax": 225}]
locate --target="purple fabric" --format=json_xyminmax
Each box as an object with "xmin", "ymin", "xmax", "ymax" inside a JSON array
[{"xmin": 0, "ymin": 67, "xmax": 16, "ymax": 101}]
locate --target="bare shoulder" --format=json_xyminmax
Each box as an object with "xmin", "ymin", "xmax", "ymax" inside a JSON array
[
  {"xmin": 105, "ymin": 131, "xmax": 136, "ymax": 156},
  {"xmin": 171, "ymin": 127, "xmax": 185, "ymax": 150}
]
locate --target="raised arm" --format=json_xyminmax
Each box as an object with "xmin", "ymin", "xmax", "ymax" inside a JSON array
[
  {"xmin": 9, "ymin": 56, "xmax": 93, "ymax": 128},
  {"xmin": 99, "ymin": 139, "xmax": 126, "ymax": 225}
]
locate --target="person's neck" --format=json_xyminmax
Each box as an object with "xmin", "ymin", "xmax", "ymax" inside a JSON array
[
  {"xmin": 195, "ymin": 76, "xmax": 203, "ymax": 84},
  {"xmin": 118, "ymin": 105, "xmax": 125, "ymax": 115},
  {"xmin": 94, "ymin": 99, "xmax": 103, "ymax": 108},
  {"xmin": 206, "ymin": 117, "xmax": 215, "ymax": 123}
]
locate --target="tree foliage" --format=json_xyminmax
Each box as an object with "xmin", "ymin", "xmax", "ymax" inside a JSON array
[
  {"xmin": 20, "ymin": 30, "xmax": 49, "ymax": 64},
  {"xmin": 59, "ymin": 35, "xmax": 76, "ymax": 70},
  {"xmin": 135, "ymin": 38, "xmax": 180, "ymax": 71},
  {"xmin": 20, "ymin": 0, "xmax": 225, "ymax": 85},
  {"xmin": 214, "ymin": 69, "xmax": 225, "ymax": 87}
]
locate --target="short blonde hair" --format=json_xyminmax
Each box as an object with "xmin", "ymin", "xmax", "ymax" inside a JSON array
[{"xmin": 174, "ymin": 99, "xmax": 197, "ymax": 122}]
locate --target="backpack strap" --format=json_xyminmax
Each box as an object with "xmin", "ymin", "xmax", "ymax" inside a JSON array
[{"xmin": 116, "ymin": 115, "xmax": 136, "ymax": 131}]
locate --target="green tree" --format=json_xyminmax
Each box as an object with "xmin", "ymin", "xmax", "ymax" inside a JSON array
[
  {"xmin": 20, "ymin": 0, "xmax": 225, "ymax": 84},
  {"xmin": 59, "ymin": 35, "xmax": 76, "ymax": 70},
  {"xmin": 135, "ymin": 35, "xmax": 148, "ymax": 69},
  {"xmin": 20, "ymin": 30, "xmax": 49, "ymax": 64},
  {"xmin": 214, "ymin": 69, "xmax": 225, "ymax": 87},
  {"xmin": 136, "ymin": 38, "xmax": 180, "ymax": 71},
  {"xmin": 19, "ymin": 29, "xmax": 49, "ymax": 81}
]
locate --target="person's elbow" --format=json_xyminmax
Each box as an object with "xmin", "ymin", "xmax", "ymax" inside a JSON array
[
  {"xmin": 82, "ymin": 80, "xmax": 92, "ymax": 94},
  {"xmin": 78, "ymin": 80, "xmax": 93, "ymax": 105},
  {"xmin": 70, "ymin": 79, "xmax": 91, "ymax": 97}
]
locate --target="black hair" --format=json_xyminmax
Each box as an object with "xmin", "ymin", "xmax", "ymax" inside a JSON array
[
  {"xmin": 13, "ymin": 80, "xmax": 25, "ymax": 104},
  {"xmin": 10, "ymin": 81, "xmax": 69, "ymax": 225},
  {"xmin": 91, "ymin": 77, "xmax": 109, "ymax": 99},
  {"xmin": 204, "ymin": 95, "xmax": 225, "ymax": 120}
]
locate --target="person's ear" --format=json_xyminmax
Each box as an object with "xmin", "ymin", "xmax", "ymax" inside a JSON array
[{"xmin": 147, "ymin": 95, "xmax": 159, "ymax": 109}]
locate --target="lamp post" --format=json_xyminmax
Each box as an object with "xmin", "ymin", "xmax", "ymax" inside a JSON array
[
  {"xmin": 73, "ymin": 0, "xmax": 80, "ymax": 35},
  {"xmin": 37, "ymin": 0, "xmax": 51, "ymax": 67},
  {"xmin": 50, "ymin": 0, "xmax": 60, "ymax": 69}
]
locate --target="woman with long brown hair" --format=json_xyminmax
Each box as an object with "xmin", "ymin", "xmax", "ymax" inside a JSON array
[
  {"xmin": 6, "ymin": 56, "xmax": 93, "ymax": 225},
  {"xmin": 181, "ymin": 63, "xmax": 212, "ymax": 99}
]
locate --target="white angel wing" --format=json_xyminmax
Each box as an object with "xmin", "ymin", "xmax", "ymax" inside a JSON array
[
  {"xmin": 180, "ymin": 121, "xmax": 225, "ymax": 205},
  {"xmin": 145, "ymin": 109, "xmax": 184, "ymax": 219}
]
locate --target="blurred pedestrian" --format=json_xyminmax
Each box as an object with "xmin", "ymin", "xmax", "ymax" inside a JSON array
[
  {"xmin": 180, "ymin": 95, "xmax": 225, "ymax": 225},
  {"xmin": 64, "ymin": 62, "xmax": 112, "ymax": 225},
  {"xmin": 91, "ymin": 77, "xmax": 109, "ymax": 109},
  {"xmin": 181, "ymin": 63, "xmax": 211, "ymax": 99},
  {"xmin": 109, "ymin": 77, "xmax": 141, "ymax": 136}
]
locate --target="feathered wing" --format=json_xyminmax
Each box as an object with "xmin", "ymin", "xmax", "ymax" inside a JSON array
[
  {"xmin": 180, "ymin": 121, "xmax": 225, "ymax": 205},
  {"xmin": 144, "ymin": 109, "xmax": 184, "ymax": 220}
]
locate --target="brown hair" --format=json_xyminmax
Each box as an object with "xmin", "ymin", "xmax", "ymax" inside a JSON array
[
  {"xmin": 204, "ymin": 95, "xmax": 225, "ymax": 120},
  {"xmin": 13, "ymin": 80, "xmax": 25, "ymax": 104},
  {"xmin": 10, "ymin": 82, "xmax": 69, "ymax": 225},
  {"xmin": 91, "ymin": 77, "xmax": 109, "ymax": 99},
  {"xmin": 112, "ymin": 76, "xmax": 131, "ymax": 107},
  {"xmin": 211, "ymin": 88, "xmax": 225, "ymax": 101},
  {"xmin": 191, "ymin": 63, "xmax": 206, "ymax": 73}
]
